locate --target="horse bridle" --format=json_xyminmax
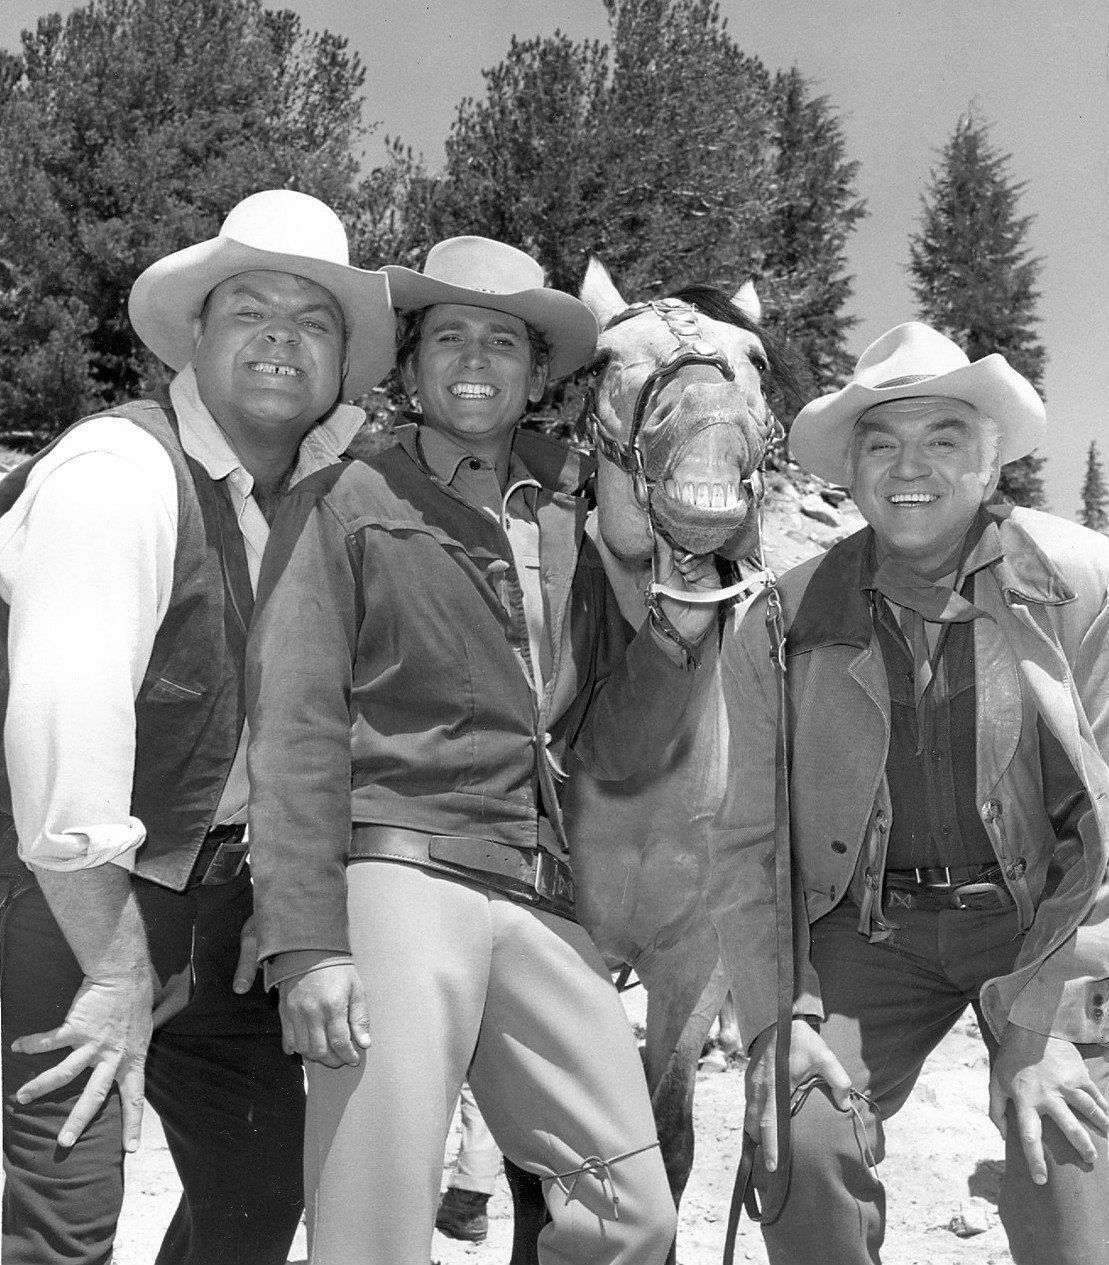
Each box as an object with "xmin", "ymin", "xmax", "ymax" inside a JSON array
[{"xmin": 577, "ymin": 298, "xmax": 784, "ymax": 612}]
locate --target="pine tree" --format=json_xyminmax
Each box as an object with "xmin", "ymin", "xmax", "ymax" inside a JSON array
[
  {"xmin": 412, "ymin": 0, "xmax": 865, "ymax": 419},
  {"xmin": 0, "ymin": 0, "xmax": 370, "ymax": 442},
  {"xmin": 1080, "ymin": 440, "xmax": 1109, "ymax": 532},
  {"xmin": 908, "ymin": 109, "xmax": 1047, "ymax": 506}
]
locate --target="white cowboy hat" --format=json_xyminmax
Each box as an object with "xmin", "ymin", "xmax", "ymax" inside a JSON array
[
  {"xmin": 128, "ymin": 189, "xmax": 395, "ymax": 399},
  {"xmin": 789, "ymin": 321, "xmax": 1046, "ymax": 485},
  {"xmin": 383, "ymin": 236, "xmax": 598, "ymax": 380}
]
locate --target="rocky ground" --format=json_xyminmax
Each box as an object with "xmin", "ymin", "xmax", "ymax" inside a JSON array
[{"xmin": 114, "ymin": 1006, "xmax": 1015, "ymax": 1265}]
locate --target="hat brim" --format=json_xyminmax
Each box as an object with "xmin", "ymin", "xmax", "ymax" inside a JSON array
[
  {"xmin": 789, "ymin": 354, "xmax": 1046, "ymax": 485},
  {"xmin": 383, "ymin": 266, "xmax": 598, "ymax": 380},
  {"xmin": 129, "ymin": 237, "xmax": 396, "ymax": 400}
]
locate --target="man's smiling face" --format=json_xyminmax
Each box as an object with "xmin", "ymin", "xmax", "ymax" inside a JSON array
[
  {"xmin": 849, "ymin": 396, "xmax": 997, "ymax": 576},
  {"xmin": 192, "ymin": 269, "xmax": 346, "ymax": 450},
  {"xmin": 404, "ymin": 303, "xmax": 547, "ymax": 457}
]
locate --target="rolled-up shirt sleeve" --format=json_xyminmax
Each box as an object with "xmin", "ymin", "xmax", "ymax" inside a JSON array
[{"xmin": 0, "ymin": 419, "xmax": 178, "ymax": 870}]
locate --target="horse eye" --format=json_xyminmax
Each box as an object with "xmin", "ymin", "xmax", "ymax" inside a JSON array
[
  {"xmin": 587, "ymin": 353, "xmax": 612, "ymax": 377},
  {"xmin": 751, "ymin": 351, "xmax": 769, "ymax": 375}
]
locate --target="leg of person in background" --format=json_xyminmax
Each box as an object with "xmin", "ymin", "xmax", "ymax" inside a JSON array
[{"xmin": 436, "ymin": 1082, "xmax": 501, "ymax": 1242}]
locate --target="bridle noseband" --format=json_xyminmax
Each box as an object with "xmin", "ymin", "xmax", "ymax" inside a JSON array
[
  {"xmin": 576, "ymin": 298, "xmax": 781, "ymax": 511},
  {"xmin": 577, "ymin": 297, "xmax": 784, "ymax": 614}
]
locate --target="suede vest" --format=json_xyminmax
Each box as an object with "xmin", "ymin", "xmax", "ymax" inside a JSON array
[{"xmin": 0, "ymin": 394, "xmax": 253, "ymax": 889}]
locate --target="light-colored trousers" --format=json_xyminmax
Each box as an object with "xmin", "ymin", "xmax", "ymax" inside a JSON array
[
  {"xmin": 304, "ymin": 861, "xmax": 676, "ymax": 1265},
  {"xmin": 450, "ymin": 1082, "xmax": 501, "ymax": 1195}
]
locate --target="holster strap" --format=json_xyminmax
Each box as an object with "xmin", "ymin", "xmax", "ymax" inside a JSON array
[
  {"xmin": 349, "ymin": 825, "xmax": 576, "ymax": 921},
  {"xmin": 190, "ymin": 823, "xmax": 249, "ymax": 887}
]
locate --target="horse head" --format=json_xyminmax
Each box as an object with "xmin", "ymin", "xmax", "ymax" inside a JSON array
[{"xmin": 578, "ymin": 260, "xmax": 782, "ymax": 564}]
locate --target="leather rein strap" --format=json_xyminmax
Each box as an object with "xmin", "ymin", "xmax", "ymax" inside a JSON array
[{"xmin": 723, "ymin": 581, "xmax": 795, "ymax": 1262}]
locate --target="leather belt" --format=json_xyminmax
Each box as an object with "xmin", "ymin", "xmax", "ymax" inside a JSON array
[
  {"xmin": 884, "ymin": 863, "xmax": 1012, "ymax": 911},
  {"xmin": 349, "ymin": 824, "xmax": 576, "ymax": 921},
  {"xmin": 189, "ymin": 823, "xmax": 249, "ymax": 887}
]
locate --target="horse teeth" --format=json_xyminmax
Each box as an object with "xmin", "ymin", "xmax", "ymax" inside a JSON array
[
  {"xmin": 711, "ymin": 484, "xmax": 725, "ymax": 508},
  {"xmin": 726, "ymin": 482, "xmax": 739, "ymax": 506},
  {"xmin": 682, "ymin": 482, "xmax": 697, "ymax": 505},
  {"xmin": 696, "ymin": 483, "xmax": 711, "ymax": 508},
  {"xmin": 664, "ymin": 479, "xmax": 679, "ymax": 499}
]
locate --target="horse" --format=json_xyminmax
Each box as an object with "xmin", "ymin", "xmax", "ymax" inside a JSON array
[{"xmin": 504, "ymin": 262, "xmax": 802, "ymax": 1264}]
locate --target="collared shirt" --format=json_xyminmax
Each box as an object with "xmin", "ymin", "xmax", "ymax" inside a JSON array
[
  {"xmin": 416, "ymin": 424, "xmax": 550, "ymax": 698},
  {"xmin": 0, "ymin": 365, "xmax": 364, "ymax": 871}
]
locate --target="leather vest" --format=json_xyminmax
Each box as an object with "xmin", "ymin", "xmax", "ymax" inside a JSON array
[{"xmin": 0, "ymin": 394, "xmax": 252, "ymax": 889}]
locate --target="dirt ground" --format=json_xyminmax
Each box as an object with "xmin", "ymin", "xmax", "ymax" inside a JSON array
[{"xmin": 112, "ymin": 1001, "xmax": 1015, "ymax": 1265}]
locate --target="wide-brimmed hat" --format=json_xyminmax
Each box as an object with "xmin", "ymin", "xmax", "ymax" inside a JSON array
[
  {"xmin": 129, "ymin": 189, "xmax": 395, "ymax": 399},
  {"xmin": 789, "ymin": 321, "xmax": 1045, "ymax": 485},
  {"xmin": 383, "ymin": 237, "xmax": 598, "ymax": 380}
]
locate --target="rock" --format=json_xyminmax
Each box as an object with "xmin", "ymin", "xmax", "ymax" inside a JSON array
[
  {"xmin": 799, "ymin": 492, "xmax": 841, "ymax": 527},
  {"xmin": 948, "ymin": 1198, "xmax": 991, "ymax": 1237}
]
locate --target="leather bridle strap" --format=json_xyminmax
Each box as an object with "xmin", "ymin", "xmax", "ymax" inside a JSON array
[{"xmin": 723, "ymin": 582, "xmax": 795, "ymax": 1262}]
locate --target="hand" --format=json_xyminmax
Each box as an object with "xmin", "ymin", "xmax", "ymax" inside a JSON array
[
  {"xmin": 278, "ymin": 963, "xmax": 372, "ymax": 1068},
  {"xmin": 744, "ymin": 1019, "xmax": 853, "ymax": 1172},
  {"xmin": 653, "ymin": 537, "xmax": 719, "ymax": 647},
  {"xmin": 232, "ymin": 914, "xmax": 259, "ymax": 995},
  {"xmin": 989, "ymin": 1024, "xmax": 1109, "ymax": 1184},
  {"xmin": 11, "ymin": 970, "xmax": 154, "ymax": 1152}
]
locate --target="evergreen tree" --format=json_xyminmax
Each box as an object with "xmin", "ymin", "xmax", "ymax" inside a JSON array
[
  {"xmin": 908, "ymin": 109, "xmax": 1047, "ymax": 506},
  {"xmin": 0, "ymin": 0, "xmax": 370, "ymax": 442},
  {"xmin": 1080, "ymin": 440, "xmax": 1109, "ymax": 532},
  {"xmin": 407, "ymin": 0, "xmax": 865, "ymax": 420}
]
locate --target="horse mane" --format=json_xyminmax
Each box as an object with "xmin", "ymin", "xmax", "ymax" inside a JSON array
[{"xmin": 671, "ymin": 283, "xmax": 803, "ymax": 411}]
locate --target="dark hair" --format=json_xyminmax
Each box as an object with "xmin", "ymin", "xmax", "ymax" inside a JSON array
[
  {"xmin": 395, "ymin": 307, "xmax": 550, "ymax": 378},
  {"xmin": 671, "ymin": 284, "xmax": 802, "ymax": 411}
]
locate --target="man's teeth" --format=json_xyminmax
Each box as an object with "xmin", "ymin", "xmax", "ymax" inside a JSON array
[
  {"xmin": 662, "ymin": 479, "xmax": 742, "ymax": 509},
  {"xmin": 250, "ymin": 363, "xmax": 299, "ymax": 376},
  {"xmin": 887, "ymin": 492, "xmax": 937, "ymax": 505},
  {"xmin": 450, "ymin": 383, "xmax": 495, "ymax": 398}
]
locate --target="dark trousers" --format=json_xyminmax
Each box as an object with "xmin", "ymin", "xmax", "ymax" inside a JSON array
[
  {"xmin": 1, "ymin": 868, "xmax": 305, "ymax": 1265},
  {"xmin": 759, "ymin": 898, "xmax": 1109, "ymax": 1265}
]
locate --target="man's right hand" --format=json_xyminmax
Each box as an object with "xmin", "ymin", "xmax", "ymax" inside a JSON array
[
  {"xmin": 278, "ymin": 964, "xmax": 372, "ymax": 1068},
  {"xmin": 744, "ymin": 1018, "xmax": 854, "ymax": 1172},
  {"xmin": 11, "ymin": 970, "xmax": 154, "ymax": 1152}
]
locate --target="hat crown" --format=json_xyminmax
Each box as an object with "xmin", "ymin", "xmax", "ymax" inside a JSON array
[
  {"xmin": 420, "ymin": 236, "xmax": 546, "ymax": 296},
  {"xmin": 219, "ymin": 189, "xmax": 350, "ymax": 267},
  {"xmin": 854, "ymin": 321, "xmax": 971, "ymax": 389}
]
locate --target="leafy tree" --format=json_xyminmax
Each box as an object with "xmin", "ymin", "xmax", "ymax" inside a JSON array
[
  {"xmin": 1080, "ymin": 440, "xmax": 1109, "ymax": 532},
  {"xmin": 0, "ymin": 0, "xmax": 370, "ymax": 442},
  {"xmin": 908, "ymin": 109, "xmax": 1047, "ymax": 506},
  {"xmin": 408, "ymin": 0, "xmax": 865, "ymax": 421}
]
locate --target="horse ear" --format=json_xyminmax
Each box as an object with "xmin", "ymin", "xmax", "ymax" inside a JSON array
[
  {"xmin": 580, "ymin": 258, "xmax": 628, "ymax": 328},
  {"xmin": 732, "ymin": 279, "xmax": 762, "ymax": 323}
]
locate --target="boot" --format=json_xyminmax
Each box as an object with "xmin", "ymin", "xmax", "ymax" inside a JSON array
[{"xmin": 435, "ymin": 1187, "xmax": 490, "ymax": 1242}]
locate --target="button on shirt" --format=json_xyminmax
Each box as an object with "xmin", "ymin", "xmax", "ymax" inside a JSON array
[{"xmin": 0, "ymin": 364, "xmax": 365, "ymax": 871}]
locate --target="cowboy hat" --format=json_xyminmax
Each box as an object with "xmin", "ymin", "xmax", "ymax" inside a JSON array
[
  {"xmin": 129, "ymin": 189, "xmax": 395, "ymax": 399},
  {"xmin": 383, "ymin": 237, "xmax": 598, "ymax": 380},
  {"xmin": 789, "ymin": 321, "xmax": 1045, "ymax": 485}
]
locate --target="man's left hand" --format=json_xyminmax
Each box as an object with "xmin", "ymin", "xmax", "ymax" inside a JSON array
[
  {"xmin": 653, "ymin": 538, "xmax": 719, "ymax": 646},
  {"xmin": 989, "ymin": 1024, "xmax": 1109, "ymax": 1183}
]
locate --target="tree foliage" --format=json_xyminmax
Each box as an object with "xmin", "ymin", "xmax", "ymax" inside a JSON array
[
  {"xmin": 908, "ymin": 109, "xmax": 1047, "ymax": 507},
  {"xmin": 375, "ymin": 0, "xmax": 866, "ymax": 418},
  {"xmin": 1080, "ymin": 440, "xmax": 1109, "ymax": 533},
  {"xmin": 0, "ymin": 0, "xmax": 370, "ymax": 442}
]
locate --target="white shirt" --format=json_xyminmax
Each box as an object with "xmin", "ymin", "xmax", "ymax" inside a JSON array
[{"xmin": 0, "ymin": 365, "xmax": 364, "ymax": 871}]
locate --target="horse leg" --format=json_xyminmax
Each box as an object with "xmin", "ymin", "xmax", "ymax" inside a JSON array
[
  {"xmin": 643, "ymin": 961, "xmax": 729, "ymax": 1265},
  {"xmin": 715, "ymin": 990, "xmax": 742, "ymax": 1057},
  {"xmin": 505, "ymin": 1156, "xmax": 546, "ymax": 1265}
]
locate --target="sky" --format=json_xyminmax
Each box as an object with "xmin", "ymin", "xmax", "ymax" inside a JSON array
[{"xmin": 3, "ymin": 0, "xmax": 1107, "ymax": 520}]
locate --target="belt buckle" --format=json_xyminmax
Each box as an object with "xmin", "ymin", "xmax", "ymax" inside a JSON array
[
  {"xmin": 534, "ymin": 850, "xmax": 574, "ymax": 907},
  {"xmin": 200, "ymin": 838, "xmax": 249, "ymax": 886},
  {"xmin": 949, "ymin": 880, "xmax": 1010, "ymax": 911}
]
